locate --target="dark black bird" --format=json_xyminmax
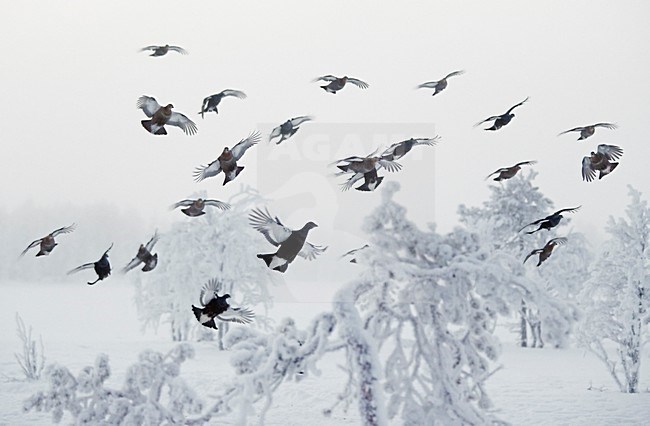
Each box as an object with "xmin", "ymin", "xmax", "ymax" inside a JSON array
[
  {"xmin": 485, "ymin": 161, "xmax": 537, "ymax": 181},
  {"xmin": 379, "ymin": 136, "xmax": 440, "ymax": 162},
  {"xmin": 558, "ymin": 123, "xmax": 618, "ymax": 140},
  {"xmin": 191, "ymin": 279, "xmax": 254, "ymax": 330},
  {"xmin": 122, "ymin": 232, "xmax": 160, "ymax": 273},
  {"xmin": 269, "ymin": 116, "xmax": 314, "ymax": 144},
  {"xmin": 67, "ymin": 243, "xmax": 113, "ymax": 285},
  {"xmin": 198, "ymin": 90, "xmax": 246, "ymax": 118},
  {"xmin": 474, "ymin": 97, "xmax": 529, "ymax": 131},
  {"xmin": 416, "ymin": 70, "xmax": 465, "ymax": 96},
  {"xmin": 519, "ymin": 207, "xmax": 581, "ymax": 234}
]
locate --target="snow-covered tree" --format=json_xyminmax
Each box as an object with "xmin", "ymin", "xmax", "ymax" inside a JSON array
[
  {"xmin": 132, "ymin": 186, "xmax": 281, "ymax": 343},
  {"xmin": 188, "ymin": 182, "xmax": 509, "ymax": 425},
  {"xmin": 578, "ymin": 186, "xmax": 650, "ymax": 393},
  {"xmin": 23, "ymin": 344, "xmax": 201, "ymax": 424},
  {"xmin": 458, "ymin": 171, "xmax": 588, "ymax": 348}
]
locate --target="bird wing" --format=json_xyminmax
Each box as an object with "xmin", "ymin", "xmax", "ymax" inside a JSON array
[
  {"xmin": 523, "ymin": 249, "xmax": 542, "ymax": 264},
  {"xmin": 416, "ymin": 81, "xmax": 441, "ymax": 89},
  {"xmin": 136, "ymin": 96, "xmax": 161, "ymax": 117},
  {"xmin": 20, "ymin": 239, "xmax": 42, "ymax": 257},
  {"xmin": 445, "ymin": 70, "xmax": 465, "ymax": 79},
  {"xmin": 67, "ymin": 262, "xmax": 95, "ymax": 275},
  {"xmin": 170, "ymin": 199, "xmax": 195, "ymax": 209},
  {"xmin": 597, "ymin": 144, "xmax": 623, "ymax": 161},
  {"xmin": 167, "ymin": 112, "xmax": 198, "ymax": 135},
  {"xmin": 193, "ymin": 160, "xmax": 222, "ymax": 182},
  {"xmin": 506, "ymin": 96, "xmax": 529, "ymax": 114},
  {"xmin": 217, "ymin": 306, "xmax": 255, "ymax": 324},
  {"xmin": 593, "ymin": 122, "xmax": 618, "ymax": 130},
  {"xmin": 555, "ymin": 206, "xmax": 581, "ymax": 215},
  {"xmin": 168, "ymin": 45, "xmax": 188, "ymax": 55},
  {"xmin": 412, "ymin": 136, "xmax": 441, "ymax": 146},
  {"xmin": 144, "ymin": 232, "xmax": 159, "ymax": 251},
  {"xmin": 122, "ymin": 254, "xmax": 143, "ymax": 273},
  {"xmin": 231, "ymin": 131, "xmax": 261, "ymax": 161},
  {"xmin": 204, "ymin": 199, "xmax": 232, "ymax": 210},
  {"xmin": 199, "ymin": 278, "xmax": 222, "ymax": 306},
  {"xmin": 249, "ymin": 207, "xmax": 292, "ymax": 246},
  {"xmin": 328, "ymin": 156, "xmax": 365, "ymax": 168},
  {"xmin": 582, "ymin": 156, "xmax": 596, "ymax": 182},
  {"xmin": 290, "ymin": 116, "xmax": 314, "ymax": 126},
  {"xmin": 220, "ymin": 89, "xmax": 247, "ymax": 99},
  {"xmin": 139, "ymin": 46, "xmax": 159, "ymax": 52},
  {"xmin": 347, "ymin": 78, "xmax": 369, "ymax": 89},
  {"xmin": 548, "ymin": 237, "xmax": 568, "ymax": 246},
  {"xmin": 312, "ymin": 75, "xmax": 338, "ymax": 82},
  {"xmin": 518, "ymin": 218, "xmax": 544, "ymax": 232},
  {"xmin": 340, "ymin": 172, "xmax": 364, "ymax": 191},
  {"xmin": 297, "ymin": 242, "xmax": 327, "ymax": 260},
  {"xmin": 51, "ymin": 223, "xmax": 76, "ymax": 237},
  {"xmin": 485, "ymin": 168, "xmax": 508, "ymax": 180},
  {"xmin": 474, "ymin": 116, "xmax": 500, "ymax": 127},
  {"xmin": 340, "ymin": 245, "xmax": 369, "ymax": 258},
  {"xmin": 514, "ymin": 160, "xmax": 537, "ymax": 167},
  {"xmin": 269, "ymin": 125, "xmax": 283, "ymax": 140},
  {"xmin": 102, "ymin": 243, "xmax": 114, "ymax": 257},
  {"xmin": 557, "ymin": 126, "xmax": 584, "ymax": 136},
  {"xmin": 377, "ymin": 158, "xmax": 402, "ymax": 173}
]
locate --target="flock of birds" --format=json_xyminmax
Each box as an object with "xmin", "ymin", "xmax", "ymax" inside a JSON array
[{"xmin": 18, "ymin": 44, "xmax": 625, "ymax": 330}]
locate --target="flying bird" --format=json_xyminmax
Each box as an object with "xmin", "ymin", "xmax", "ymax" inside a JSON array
[
  {"xmin": 582, "ymin": 144, "xmax": 623, "ymax": 182},
  {"xmin": 485, "ymin": 161, "xmax": 537, "ymax": 181},
  {"xmin": 139, "ymin": 44, "xmax": 188, "ymax": 56},
  {"xmin": 313, "ymin": 75, "xmax": 369, "ymax": 94},
  {"xmin": 558, "ymin": 123, "xmax": 618, "ymax": 140},
  {"xmin": 340, "ymin": 167, "xmax": 385, "ymax": 192},
  {"xmin": 474, "ymin": 97, "xmax": 529, "ymax": 131},
  {"xmin": 249, "ymin": 208, "xmax": 325, "ymax": 273},
  {"xmin": 67, "ymin": 243, "xmax": 113, "ymax": 285},
  {"xmin": 192, "ymin": 279, "xmax": 254, "ymax": 330},
  {"xmin": 193, "ymin": 131, "xmax": 260, "ymax": 185},
  {"xmin": 198, "ymin": 90, "xmax": 246, "ymax": 118},
  {"xmin": 416, "ymin": 70, "xmax": 465, "ymax": 96},
  {"xmin": 519, "ymin": 207, "xmax": 581, "ymax": 234},
  {"xmin": 523, "ymin": 237, "xmax": 568, "ymax": 267},
  {"xmin": 20, "ymin": 224, "xmax": 76, "ymax": 257},
  {"xmin": 340, "ymin": 244, "xmax": 370, "ymax": 263},
  {"xmin": 331, "ymin": 150, "xmax": 402, "ymax": 192},
  {"xmin": 122, "ymin": 232, "xmax": 160, "ymax": 273},
  {"xmin": 170, "ymin": 198, "xmax": 231, "ymax": 216},
  {"xmin": 269, "ymin": 116, "xmax": 314, "ymax": 144},
  {"xmin": 380, "ymin": 136, "xmax": 440, "ymax": 162},
  {"xmin": 137, "ymin": 95, "xmax": 197, "ymax": 136}
]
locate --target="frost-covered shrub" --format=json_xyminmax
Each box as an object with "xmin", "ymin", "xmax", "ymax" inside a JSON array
[
  {"xmin": 24, "ymin": 344, "xmax": 202, "ymax": 424},
  {"xmin": 14, "ymin": 312, "xmax": 45, "ymax": 381}
]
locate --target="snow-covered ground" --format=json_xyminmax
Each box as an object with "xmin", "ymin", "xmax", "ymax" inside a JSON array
[{"xmin": 1, "ymin": 280, "xmax": 649, "ymax": 425}]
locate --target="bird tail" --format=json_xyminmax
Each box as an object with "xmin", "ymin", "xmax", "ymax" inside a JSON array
[
  {"xmin": 223, "ymin": 167, "xmax": 244, "ymax": 185},
  {"xmin": 321, "ymin": 85, "xmax": 336, "ymax": 94},
  {"xmin": 191, "ymin": 305, "xmax": 202, "ymax": 322},
  {"xmin": 356, "ymin": 176, "xmax": 383, "ymax": 192},
  {"xmin": 599, "ymin": 162, "xmax": 618, "ymax": 179},
  {"xmin": 257, "ymin": 253, "xmax": 288, "ymax": 273},
  {"xmin": 141, "ymin": 120, "xmax": 167, "ymax": 135}
]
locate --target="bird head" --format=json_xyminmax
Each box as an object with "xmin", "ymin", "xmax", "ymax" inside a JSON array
[
  {"xmin": 304, "ymin": 222, "xmax": 318, "ymax": 230},
  {"xmin": 223, "ymin": 294, "xmax": 231, "ymax": 299}
]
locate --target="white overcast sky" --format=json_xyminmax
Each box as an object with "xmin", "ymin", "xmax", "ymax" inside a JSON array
[{"xmin": 1, "ymin": 1, "xmax": 649, "ymax": 294}]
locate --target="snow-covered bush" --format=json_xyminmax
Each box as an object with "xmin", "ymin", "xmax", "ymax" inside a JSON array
[
  {"xmin": 578, "ymin": 186, "xmax": 650, "ymax": 393},
  {"xmin": 458, "ymin": 171, "xmax": 589, "ymax": 348},
  {"xmin": 23, "ymin": 344, "xmax": 201, "ymax": 423},
  {"xmin": 132, "ymin": 186, "xmax": 281, "ymax": 343},
  {"xmin": 190, "ymin": 182, "xmax": 508, "ymax": 425},
  {"xmin": 14, "ymin": 312, "xmax": 45, "ymax": 381}
]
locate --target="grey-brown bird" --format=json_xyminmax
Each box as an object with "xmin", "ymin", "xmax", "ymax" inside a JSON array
[
  {"xmin": 198, "ymin": 90, "xmax": 247, "ymax": 118},
  {"xmin": 192, "ymin": 279, "xmax": 254, "ymax": 330},
  {"xmin": 193, "ymin": 131, "xmax": 260, "ymax": 185},
  {"xmin": 416, "ymin": 70, "xmax": 465, "ymax": 96},
  {"xmin": 474, "ymin": 97, "xmax": 529, "ymax": 131},
  {"xmin": 582, "ymin": 144, "xmax": 623, "ymax": 182},
  {"xmin": 20, "ymin": 224, "xmax": 76, "ymax": 257},
  {"xmin": 558, "ymin": 123, "xmax": 618, "ymax": 140},
  {"xmin": 250, "ymin": 208, "xmax": 326, "ymax": 273},
  {"xmin": 523, "ymin": 237, "xmax": 567, "ymax": 267},
  {"xmin": 122, "ymin": 232, "xmax": 160, "ymax": 273},
  {"xmin": 313, "ymin": 75, "xmax": 369, "ymax": 94},
  {"xmin": 380, "ymin": 136, "xmax": 440, "ymax": 162},
  {"xmin": 170, "ymin": 198, "xmax": 231, "ymax": 216},
  {"xmin": 340, "ymin": 244, "xmax": 370, "ymax": 263},
  {"xmin": 139, "ymin": 44, "xmax": 188, "ymax": 57},
  {"xmin": 137, "ymin": 96, "xmax": 197, "ymax": 136},
  {"xmin": 67, "ymin": 243, "xmax": 113, "ymax": 285},
  {"xmin": 485, "ymin": 161, "xmax": 537, "ymax": 181},
  {"xmin": 269, "ymin": 116, "xmax": 314, "ymax": 144}
]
